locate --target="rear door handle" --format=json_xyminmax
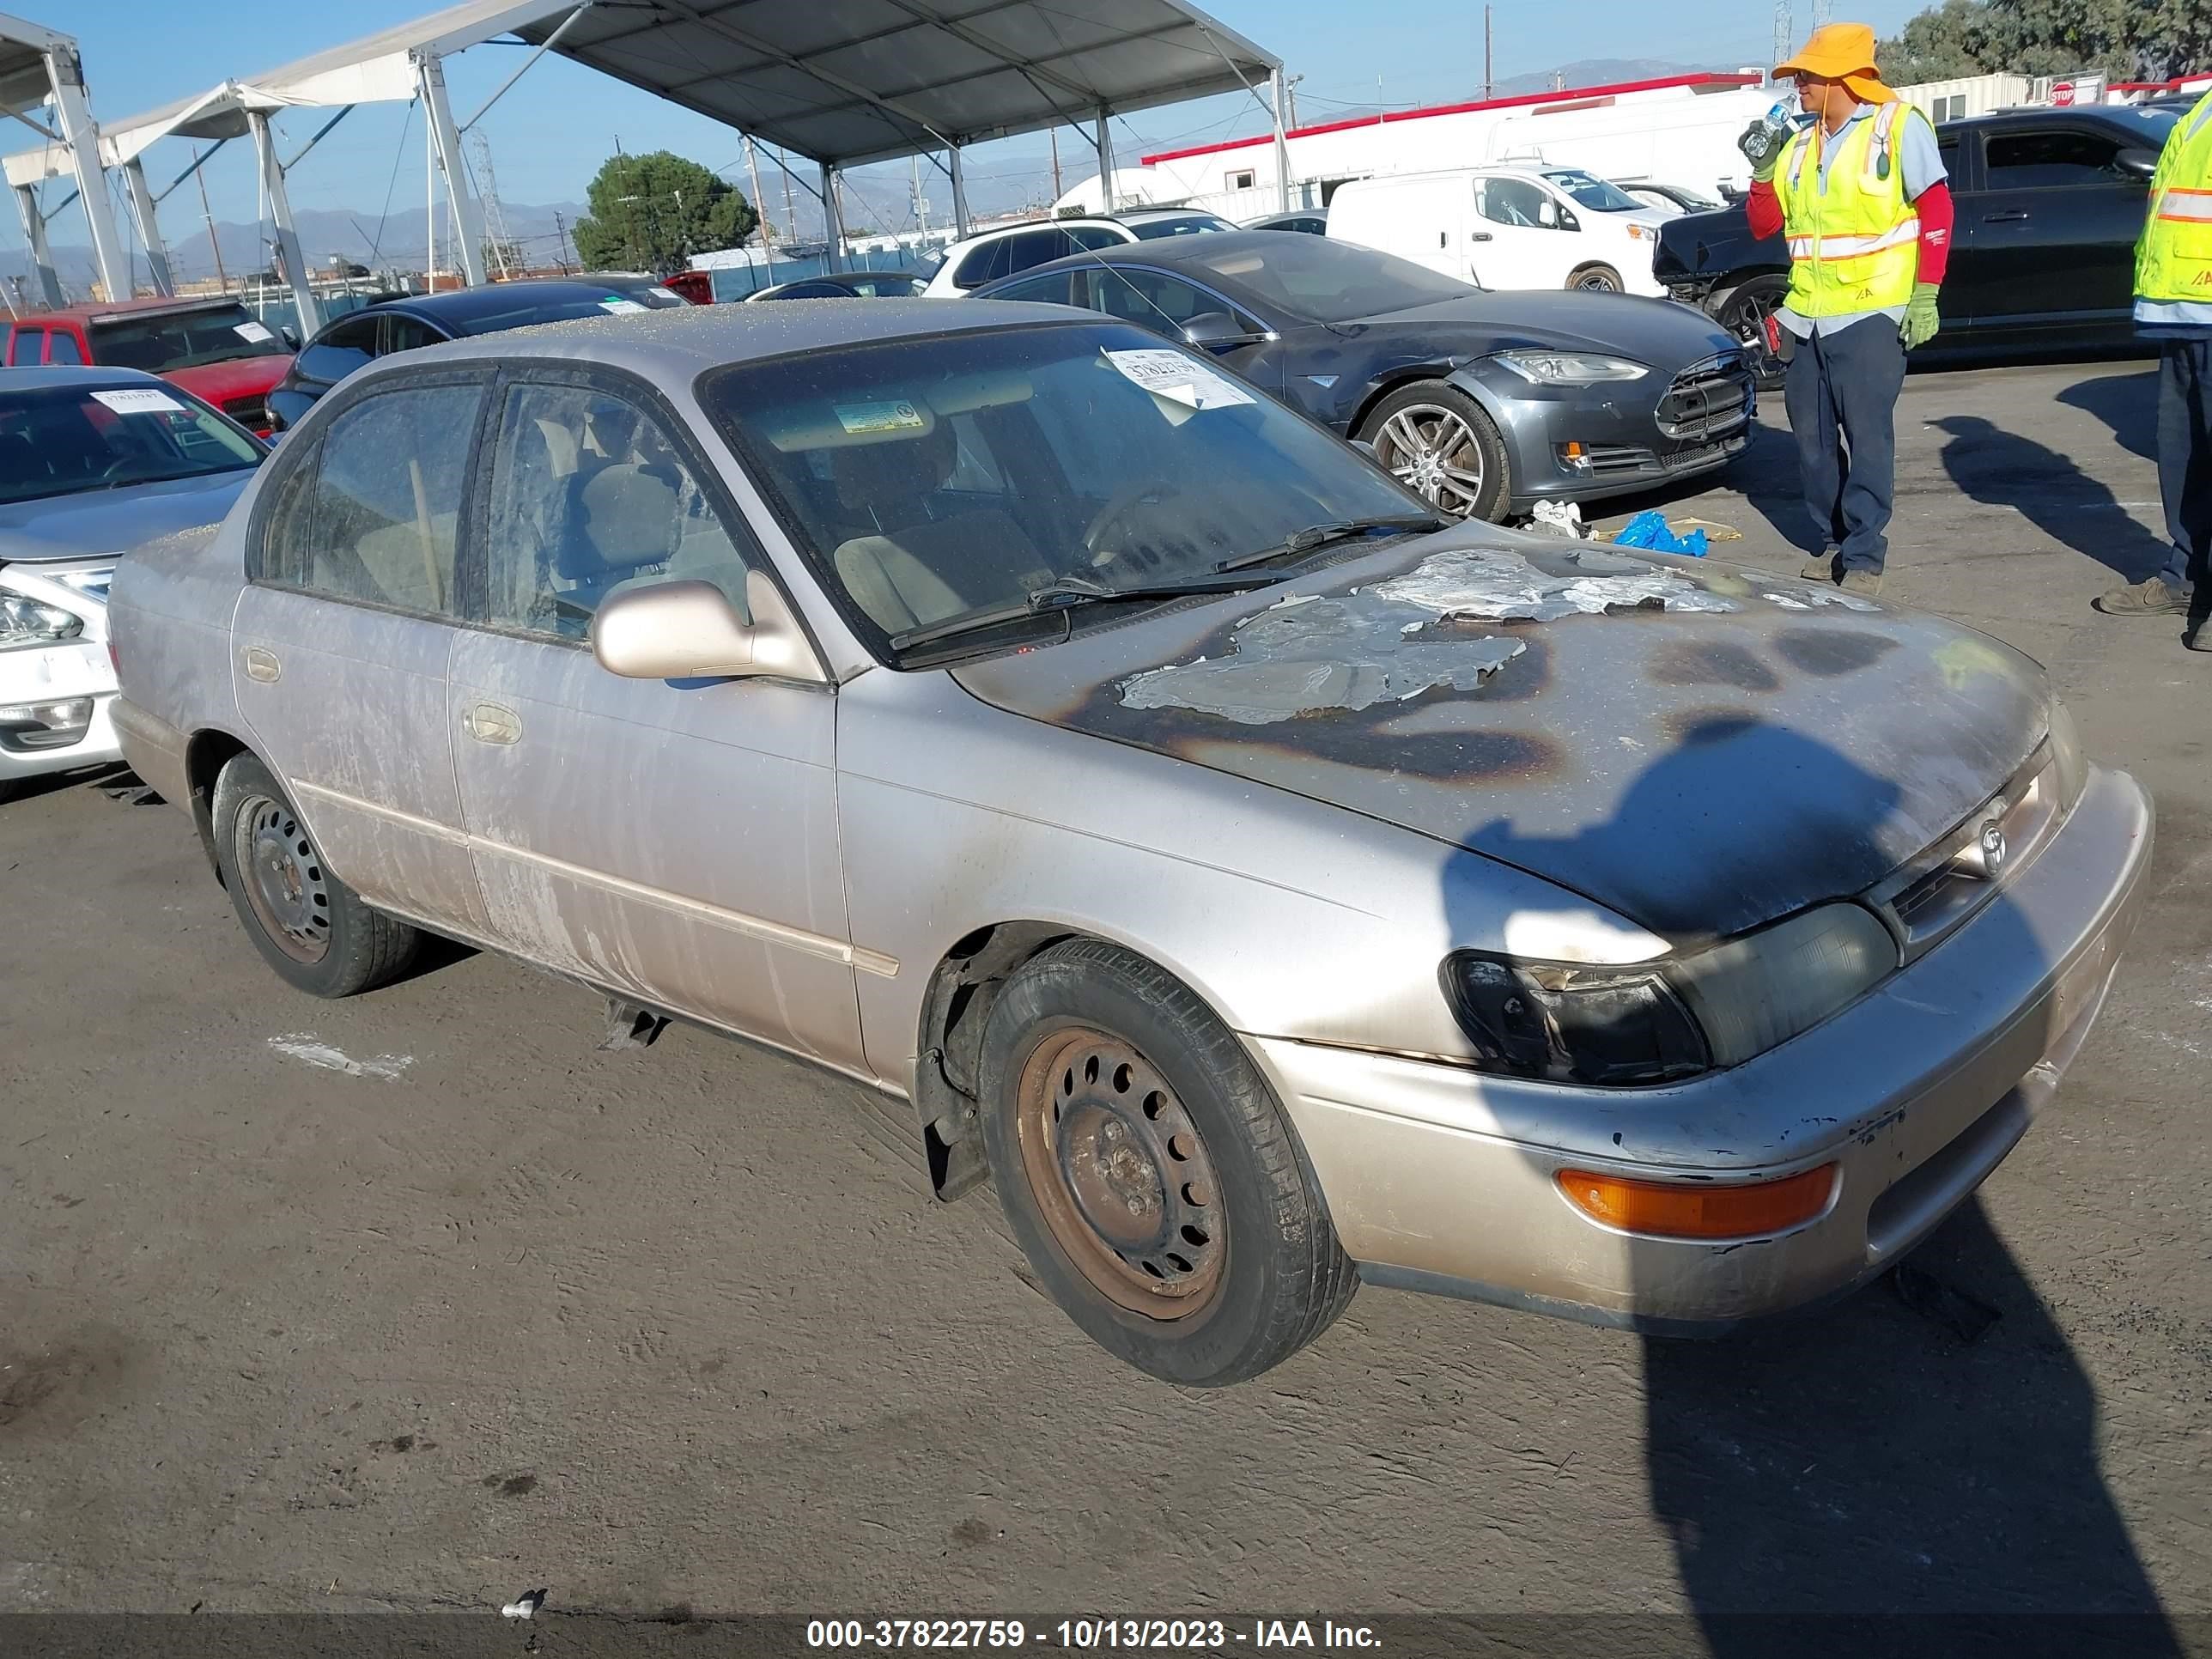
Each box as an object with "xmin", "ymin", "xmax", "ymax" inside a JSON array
[
  {"xmin": 1981, "ymin": 210, "xmax": 2030, "ymax": 223},
  {"xmin": 462, "ymin": 702, "xmax": 522, "ymax": 745},
  {"xmin": 242, "ymin": 646, "xmax": 280, "ymax": 684}
]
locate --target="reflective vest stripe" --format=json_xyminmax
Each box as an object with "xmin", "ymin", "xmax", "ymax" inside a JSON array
[
  {"xmin": 1787, "ymin": 217, "xmax": 1922, "ymax": 260},
  {"xmin": 2157, "ymin": 189, "xmax": 2212, "ymax": 223}
]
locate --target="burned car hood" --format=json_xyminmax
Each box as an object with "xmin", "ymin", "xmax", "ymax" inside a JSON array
[
  {"xmin": 1349, "ymin": 290, "xmax": 1737, "ymax": 371},
  {"xmin": 953, "ymin": 533, "xmax": 2048, "ymax": 939},
  {"xmin": 0, "ymin": 470, "xmax": 255, "ymax": 565}
]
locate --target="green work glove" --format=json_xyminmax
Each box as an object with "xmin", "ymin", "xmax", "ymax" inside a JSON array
[
  {"xmin": 1903, "ymin": 283, "xmax": 1941, "ymax": 350},
  {"xmin": 1739, "ymin": 119, "xmax": 1787, "ymax": 182}
]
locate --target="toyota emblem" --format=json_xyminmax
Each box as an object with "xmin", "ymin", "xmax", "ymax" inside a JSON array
[{"xmin": 1978, "ymin": 820, "xmax": 2007, "ymax": 877}]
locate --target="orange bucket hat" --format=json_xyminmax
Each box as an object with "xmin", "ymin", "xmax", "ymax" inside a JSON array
[{"xmin": 1775, "ymin": 21, "xmax": 1897, "ymax": 104}]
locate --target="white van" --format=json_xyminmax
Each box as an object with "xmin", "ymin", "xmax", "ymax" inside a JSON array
[{"xmin": 1328, "ymin": 166, "xmax": 1668, "ymax": 297}]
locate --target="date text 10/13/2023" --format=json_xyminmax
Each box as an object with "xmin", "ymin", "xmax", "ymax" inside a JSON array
[{"xmin": 805, "ymin": 1620, "xmax": 1383, "ymax": 1650}]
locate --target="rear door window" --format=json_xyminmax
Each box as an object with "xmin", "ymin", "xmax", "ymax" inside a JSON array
[
  {"xmin": 953, "ymin": 236, "xmax": 1017, "ymax": 289},
  {"xmin": 295, "ymin": 315, "xmax": 380, "ymax": 385},
  {"xmin": 44, "ymin": 329, "xmax": 82, "ymax": 365},
  {"xmin": 1003, "ymin": 228, "xmax": 1073, "ymax": 276},
  {"xmin": 1984, "ymin": 129, "xmax": 2129, "ymax": 188},
  {"xmin": 984, "ymin": 271, "xmax": 1077, "ymax": 307},
  {"xmin": 380, "ymin": 314, "xmax": 442, "ymax": 356}
]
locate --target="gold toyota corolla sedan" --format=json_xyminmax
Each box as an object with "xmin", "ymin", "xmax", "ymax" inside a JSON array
[{"xmin": 109, "ymin": 301, "xmax": 2152, "ymax": 1385}]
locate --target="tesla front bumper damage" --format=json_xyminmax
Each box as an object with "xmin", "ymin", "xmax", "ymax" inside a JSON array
[{"xmin": 1246, "ymin": 764, "xmax": 2153, "ymax": 1333}]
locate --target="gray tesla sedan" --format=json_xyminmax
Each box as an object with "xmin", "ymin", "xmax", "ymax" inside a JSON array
[
  {"xmin": 110, "ymin": 302, "xmax": 2149, "ymax": 1385},
  {"xmin": 973, "ymin": 230, "xmax": 1753, "ymax": 521}
]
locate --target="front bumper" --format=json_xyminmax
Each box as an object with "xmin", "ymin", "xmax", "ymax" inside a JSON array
[
  {"xmin": 1249, "ymin": 763, "xmax": 2153, "ymax": 1332},
  {"xmin": 1457, "ymin": 362, "xmax": 1753, "ymax": 511},
  {"xmin": 0, "ymin": 641, "xmax": 121, "ymax": 785}
]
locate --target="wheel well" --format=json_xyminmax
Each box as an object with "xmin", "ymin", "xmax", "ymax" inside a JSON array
[
  {"xmin": 184, "ymin": 730, "xmax": 249, "ymax": 879},
  {"xmin": 1346, "ymin": 368, "xmax": 1457, "ymax": 443},
  {"xmin": 912, "ymin": 921, "xmax": 1089, "ymax": 1200},
  {"xmin": 1568, "ymin": 261, "xmax": 1620, "ymax": 283}
]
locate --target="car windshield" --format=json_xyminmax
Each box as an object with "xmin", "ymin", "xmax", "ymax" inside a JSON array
[
  {"xmin": 1656, "ymin": 185, "xmax": 1721, "ymax": 210},
  {"xmin": 704, "ymin": 321, "xmax": 1430, "ymax": 659},
  {"xmin": 1175, "ymin": 234, "xmax": 1480, "ymax": 321},
  {"xmin": 0, "ymin": 382, "xmax": 261, "ymax": 504},
  {"xmin": 1128, "ymin": 214, "xmax": 1237, "ymax": 240},
  {"xmin": 1544, "ymin": 169, "xmax": 1646, "ymax": 212},
  {"xmin": 88, "ymin": 303, "xmax": 289, "ymax": 374}
]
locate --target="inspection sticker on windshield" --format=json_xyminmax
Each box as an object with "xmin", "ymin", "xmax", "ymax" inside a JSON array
[
  {"xmin": 599, "ymin": 296, "xmax": 648, "ymax": 313},
  {"xmin": 836, "ymin": 398, "xmax": 927, "ymax": 434},
  {"xmin": 91, "ymin": 387, "xmax": 185, "ymax": 416},
  {"xmin": 232, "ymin": 320, "xmax": 275, "ymax": 343},
  {"xmin": 1107, "ymin": 348, "xmax": 1255, "ymax": 411}
]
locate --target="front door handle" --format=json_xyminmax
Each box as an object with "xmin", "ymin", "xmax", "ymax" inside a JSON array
[
  {"xmin": 1981, "ymin": 210, "xmax": 2030, "ymax": 223},
  {"xmin": 242, "ymin": 645, "xmax": 281, "ymax": 684},
  {"xmin": 1470, "ymin": 231, "xmax": 1494, "ymax": 242},
  {"xmin": 462, "ymin": 702, "xmax": 522, "ymax": 745}
]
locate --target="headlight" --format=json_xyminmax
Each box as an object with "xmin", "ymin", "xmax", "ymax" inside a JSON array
[
  {"xmin": 1441, "ymin": 904, "xmax": 1897, "ymax": 1085},
  {"xmin": 1492, "ymin": 350, "xmax": 1650, "ymax": 385},
  {"xmin": 0, "ymin": 592, "xmax": 83, "ymax": 651},
  {"xmin": 2046, "ymin": 697, "xmax": 2087, "ymax": 810}
]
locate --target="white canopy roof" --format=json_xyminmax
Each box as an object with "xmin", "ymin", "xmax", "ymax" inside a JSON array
[{"xmin": 10, "ymin": 0, "xmax": 1279, "ymax": 186}]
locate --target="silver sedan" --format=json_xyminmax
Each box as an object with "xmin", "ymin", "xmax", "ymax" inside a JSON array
[{"xmin": 109, "ymin": 301, "xmax": 2152, "ymax": 1385}]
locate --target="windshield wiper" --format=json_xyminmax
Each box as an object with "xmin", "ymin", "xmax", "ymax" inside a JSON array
[
  {"xmin": 888, "ymin": 571, "xmax": 1283, "ymax": 654},
  {"xmin": 1215, "ymin": 514, "xmax": 1448, "ymax": 572}
]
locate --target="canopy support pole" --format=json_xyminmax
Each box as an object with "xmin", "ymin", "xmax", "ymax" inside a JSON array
[
  {"xmin": 248, "ymin": 108, "xmax": 322, "ymax": 334},
  {"xmin": 820, "ymin": 161, "xmax": 845, "ymax": 270},
  {"xmin": 948, "ymin": 146, "xmax": 969, "ymax": 236},
  {"xmin": 45, "ymin": 41, "xmax": 131, "ymax": 301},
  {"xmin": 1271, "ymin": 69, "xmax": 1291, "ymax": 211},
  {"xmin": 1095, "ymin": 107, "xmax": 1115, "ymax": 214},
  {"xmin": 417, "ymin": 53, "xmax": 489, "ymax": 288},
  {"xmin": 122, "ymin": 159, "xmax": 174, "ymax": 296},
  {"xmin": 13, "ymin": 184, "xmax": 61, "ymax": 306}
]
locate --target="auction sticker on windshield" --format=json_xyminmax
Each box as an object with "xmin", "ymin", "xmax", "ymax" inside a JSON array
[
  {"xmin": 599, "ymin": 296, "xmax": 649, "ymax": 313},
  {"xmin": 91, "ymin": 388, "xmax": 185, "ymax": 416},
  {"xmin": 1106, "ymin": 348, "xmax": 1255, "ymax": 411},
  {"xmin": 836, "ymin": 399, "xmax": 927, "ymax": 435},
  {"xmin": 233, "ymin": 320, "xmax": 276, "ymax": 343}
]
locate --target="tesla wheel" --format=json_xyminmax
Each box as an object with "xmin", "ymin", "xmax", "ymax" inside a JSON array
[
  {"xmin": 978, "ymin": 939, "xmax": 1357, "ymax": 1387},
  {"xmin": 212, "ymin": 753, "xmax": 419, "ymax": 999},
  {"xmin": 1358, "ymin": 381, "xmax": 1510, "ymax": 522},
  {"xmin": 1717, "ymin": 274, "xmax": 1789, "ymax": 389},
  {"xmin": 1569, "ymin": 264, "xmax": 1625, "ymax": 293}
]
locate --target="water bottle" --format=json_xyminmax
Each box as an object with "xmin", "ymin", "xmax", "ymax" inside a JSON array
[{"xmin": 1740, "ymin": 89, "xmax": 1801, "ymax": 167}]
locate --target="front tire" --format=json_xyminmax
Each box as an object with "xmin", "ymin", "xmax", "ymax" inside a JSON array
[
  {"xmin": 1716, "ymin": 273, "xmax": 1789, "ymax": 389},
  {"xmin": 212, "ymin": 753, "xmax": 419, "ymax": 998},
  {"xmin": 1569, "ymin": 264, "xmax": 1624, "ymax": 292},
  {"xmin": 978, "ymin": 939, "xmax": 1356, "ymax": 1387},
  {"xmin": 1357, "ymin": 381, "xmax": 1510, "ymax": 522}
]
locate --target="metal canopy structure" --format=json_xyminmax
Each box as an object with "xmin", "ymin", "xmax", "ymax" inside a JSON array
[
  {"xmin": 0, "ymin": 12, "xmax": 129, "ymax": 307},
  {"xmin": 4, "ymin": 0, "xmax": 1283, "ymax": 322}
]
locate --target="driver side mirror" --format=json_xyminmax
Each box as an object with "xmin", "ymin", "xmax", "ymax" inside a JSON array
[
  {"xmin": 590, "ymin": 570, "xmax": 823, "ymax": 683},
  {"xmin": 1181, "ymin": 310, "xmax": 1267, "ymax": 349},
  {"xmin": 280, "ymin": 326, "xmax": 301, "ymax": 350},
  {"xmin": 2117, "ymin": 148, "xmax": 2159, "ymax": 180}
]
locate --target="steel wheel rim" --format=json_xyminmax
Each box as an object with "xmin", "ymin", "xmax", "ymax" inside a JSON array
[
  {"xmin": 1372, "ymin": 404, "xmax": 1486, "ymax": 516},
  {"xmin": 1015, "ymin": 1026, "xmax": 1226, "ymax": 1320},
  {"xmin": 235, "ymin": 793, "xmax": 331, "ymax": 964}
]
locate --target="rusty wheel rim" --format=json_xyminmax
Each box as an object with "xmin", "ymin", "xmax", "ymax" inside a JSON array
[
  {"xmin": 1015, "ymin": 1027, "xmax": 1226, "ymax": 1320},
  {"xmin": 235, "ymin": 793, "xmax": 331, "ymax": 965}
]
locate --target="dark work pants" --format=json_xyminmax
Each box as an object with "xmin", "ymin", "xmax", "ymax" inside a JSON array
[
  {"xmin": 1784, "ymin": 316, "xmax": 1907, "ymax": 573},
  {"xmin": 2156, "ymin": 337, "xmax": 2212, "ymax": 592}
]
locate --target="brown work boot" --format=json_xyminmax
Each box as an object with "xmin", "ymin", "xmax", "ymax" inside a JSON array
[
  {"xmin": 1840, "ymin": 569, "xmax": 1884, "ymax": 599},
  {"xmin": 1799, "ymin": 552, "xmax": 1838, "ymax": 582},
  {"xmin": 2094, "ymin": 576, "xmax": 2191, "ymax": 615}
]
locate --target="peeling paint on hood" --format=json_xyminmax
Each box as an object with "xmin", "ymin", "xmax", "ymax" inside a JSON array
[{"xmin": 954, "ymin": 526, "xmax": 2051, "ymax": 939}]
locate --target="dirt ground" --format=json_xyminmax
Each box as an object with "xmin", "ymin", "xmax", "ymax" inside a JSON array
[{"xmin": 3, "ymin": 357, "xmax": 2208, "ymax": 1639}]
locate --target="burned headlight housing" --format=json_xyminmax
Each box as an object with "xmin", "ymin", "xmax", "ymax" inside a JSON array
[{"xmin": 1442, "ymin": 904, "xmax": 1899, "ymax": 1085}]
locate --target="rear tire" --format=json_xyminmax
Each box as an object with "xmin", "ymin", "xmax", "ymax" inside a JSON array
[
  {"xmin": 1569, "ymin": 264, "xmax": 1625, "ymax": 293},
  {"xmin": 978, "ymin": 939, "xmax": 1356, "ymax": 1386},
  {"xmin": 212, "ymin": 753, "xmax": 419, "ymax": 998},
  {"xmin": 1357, "ymin": 381, "xmax": 1511, "ymax": 523}
]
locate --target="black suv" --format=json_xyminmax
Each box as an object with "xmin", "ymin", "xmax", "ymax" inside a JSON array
[{"xmin": 1654, "ymin": 102, "xmax": 2183, "ymax": 378}]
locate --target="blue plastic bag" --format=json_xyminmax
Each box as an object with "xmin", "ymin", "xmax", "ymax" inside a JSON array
[{"xmin": 1613, "ymin": 509, "xmax": 1708, "ymax": 557}]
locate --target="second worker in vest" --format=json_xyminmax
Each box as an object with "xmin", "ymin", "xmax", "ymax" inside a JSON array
[{"xmin": 1741, "ymin": 24, "xmax": 1954, "ymax": 598}]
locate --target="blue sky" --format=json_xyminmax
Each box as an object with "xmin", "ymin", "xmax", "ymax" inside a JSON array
[{"xmin": 21, "ymin": 0, "xmax": 1930, "ymax": 265}]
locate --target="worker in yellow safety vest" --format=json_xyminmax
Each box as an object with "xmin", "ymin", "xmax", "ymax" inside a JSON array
[
  {"xmin": 1740, "ymin": 23, "xmax": 1953, "ymax": 599},
  {"xmin": 2097, "ymin": 85, "xmax": 2212, "ymax": 649}
]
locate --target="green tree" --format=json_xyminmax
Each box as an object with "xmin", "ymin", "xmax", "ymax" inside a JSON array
[
  {"xmin": 571, "ymin": 150, "xmax": 757, "ymax": 273},
  {"xmin": 1880, "ymin": 0, "xmax": 2212, "ymax": 86}
]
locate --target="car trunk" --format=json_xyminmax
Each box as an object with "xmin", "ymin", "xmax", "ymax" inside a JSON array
[{"xmin": 952, "ymin": 531, "xmax": 2048, "ymax": 940}]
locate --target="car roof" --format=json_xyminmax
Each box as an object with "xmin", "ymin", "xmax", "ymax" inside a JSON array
[
  {"xmin": 1942, "ymin": 103, "xmax": 2179, "ymax": 135},
  {"xmin": 350, "ymin": 296, "xmax": 1104, "ymax": 381},
  {"xmin": 974, "ymin": 228, "xmax": 1298, "ymax": 283},
  {"xmin": 366, "ymin": 277, "xmax": 664, "ymax": 325},
  {"xmin": 0, "ymin": 364, "xmax": 170, "ymax": 392},
  {"xmin": 9, "ymin": 295, "xmax": 252, "ymax": 325}
]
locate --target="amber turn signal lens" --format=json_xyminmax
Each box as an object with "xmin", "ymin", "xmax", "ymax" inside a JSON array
[{"xmin": 1556, "ymin": 1164, "xmax": 1838, "ymax": 1240}]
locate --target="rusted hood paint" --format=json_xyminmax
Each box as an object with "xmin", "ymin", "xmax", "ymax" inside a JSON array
[{"xmin": 953, "ymin": 531, "xmax": 2050, "ymax": 939}]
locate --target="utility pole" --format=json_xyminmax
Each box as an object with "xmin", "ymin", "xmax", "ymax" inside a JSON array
[
  {"xmin": 553, "ymin": 210, "xmax": 574, "ymax": 273},
  {"xmin": 744, "ymin": 135, "xmax": 775, "ymax": 276},
  {"xmin": 1049, "ymin": 129, "xmax": 1063, "ymax": 202},
  {"xmin": 471, "ymin": 130, "xmax": 514, "ymax": 277},
  {"xmin": 195, "ymin": 152, "xmax": 228, "ymax": 291},
  {"xmin": 1484, "ymin": 7, "xmax": 1493, "ymax": 101}
]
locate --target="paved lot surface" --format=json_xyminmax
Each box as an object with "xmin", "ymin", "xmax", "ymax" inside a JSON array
[{"xmin": 3, "ymin": 357, "xmax": 2208, "ymax": 1635}]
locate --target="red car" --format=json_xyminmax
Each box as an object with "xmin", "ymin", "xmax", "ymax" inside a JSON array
[
  {"xmin": 661, "ymin": 270, "xmax": 714, "ymax": 304},
  {"xmin": 3, "ymin": 295, "xmax": 295, "ymax": 436}
]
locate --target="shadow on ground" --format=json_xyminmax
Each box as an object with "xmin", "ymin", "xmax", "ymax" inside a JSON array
[{"xmin": 1931, "ymin": 414, "xmax": 2169, "ymax": 581}]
